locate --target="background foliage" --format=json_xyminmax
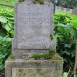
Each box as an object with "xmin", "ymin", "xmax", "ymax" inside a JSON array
[
  {"xmin": 52, "ymin": 0, "xmax": 77, "ymax": 8},
  {"xmin": 0, "ymin": 0, "xmax": 17, "ymax": 5},
  {"xmin": 0, "ymin": 0, "xmax": 77, "ymax": 8},
  {"xmin": 0, "ymin": 7, "xmax": 14, "ymax": 72},
  {"xmin": 54, "ymin": 12, "xmax": 77, "ymax": 71}
]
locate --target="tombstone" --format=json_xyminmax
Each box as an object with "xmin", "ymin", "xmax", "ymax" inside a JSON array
[
  {"xmin": 12, "ymin": 0, "xmax": 55, "ymax": 59},
  {"xmin": 73, "ymin": 8, "xmax": 77, "ymax": 15},
  {"xmin": 5, "ymin": 0, "xmax": 63, "ymax": 77}
]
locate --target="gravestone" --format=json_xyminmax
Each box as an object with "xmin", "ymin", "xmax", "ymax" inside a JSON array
[
  {"xmin": 12, "ymin": 0, "xmax": 55, "ymax": 59},
  {"xmin": 5, "ymin": 0, "xmax": 63, "ymax": 77},
  {"xmin": 73, "ymin": 8, "xmax": 77, "ymax": 15}
]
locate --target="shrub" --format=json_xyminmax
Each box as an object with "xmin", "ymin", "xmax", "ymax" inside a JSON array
[
  {"xmin": 0, "ymin": 7, "xmax": 14, "ymax": 37},
  {"xmin": 0, "ymin": 36, "xmax": 11, "ymax": 71},
  {"xmin": 0, "ymin": 7, "xmax": 14, "ymax": 71},
  {"xmin": 54, "ymin": 12, "xmax": 77, "ymax": 71}
]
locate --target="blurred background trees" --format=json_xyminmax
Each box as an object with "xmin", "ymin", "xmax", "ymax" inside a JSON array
[{"xmin": 52, "ymin": 0, "xmax": 77, "ymax": 8}]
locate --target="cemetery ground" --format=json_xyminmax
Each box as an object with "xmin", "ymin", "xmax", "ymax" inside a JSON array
[{"xmin": 0, "ymin": 0, "xmax": 77, "ymax": 77}]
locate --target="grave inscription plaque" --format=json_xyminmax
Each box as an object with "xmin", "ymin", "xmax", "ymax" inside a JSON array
[{"xmin": 15, "ymin": 2, "xmax": 53, "ymax": 49}]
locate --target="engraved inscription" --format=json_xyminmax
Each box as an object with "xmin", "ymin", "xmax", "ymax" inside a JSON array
[{"xmin": 16, "ymin": 3, "xmax": 51, "ymax": 49}]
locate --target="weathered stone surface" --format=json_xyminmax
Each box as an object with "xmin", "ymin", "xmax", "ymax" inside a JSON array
[
  {"xmin": 12, "ymin": 68, "xmax": 55, "ymax": 77},
  {"xmin": 13, "ymin": 1, "xmax": 54, "ymax": 50},
  {"xmin": 11, "ymin": 0, "xmax": 55, "ymax": 58},
  {"xmin": 12, "ymin": 49, "xmax": 48, "ymax": 59},
  {"xmin": 5, "ymin": 1, "xmax": 63, "ymax": 77},
  {"xmin": 5, "ymin": 59, "xmax": 63, "ymax": 77},
  {"xmin": 73, "ymin": 8, "xmax": 77, "ymax": 15},
  {"xmin": 12, "ymin": 39, "xmax": 56, "ymax": 59}
]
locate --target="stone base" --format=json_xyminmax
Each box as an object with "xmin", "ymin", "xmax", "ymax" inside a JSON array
[
  {"xmin": 5, "ymin": 59, "xmax": 63, "ymax": 77},
  {"xmin": 12, "ymin": 39, "xmax": 56, "ymax": 59}
]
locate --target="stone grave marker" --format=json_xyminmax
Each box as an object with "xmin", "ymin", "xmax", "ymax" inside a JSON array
[
  {"xmin": 12, "ymin": 0, "xmax": 55, "ymax": 59},
  {"xmin": 5, "ymin": 0, "xmax": 63, "ymax": 77}
]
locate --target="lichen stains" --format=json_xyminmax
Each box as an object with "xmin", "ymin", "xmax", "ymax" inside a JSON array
[
  {"xmin": 7, "ymin": 54, "xmax": 15, "ymax": 61},
  {"xmin": 16, "ymin": 69, "xmax": 26, "ymax": 77}
]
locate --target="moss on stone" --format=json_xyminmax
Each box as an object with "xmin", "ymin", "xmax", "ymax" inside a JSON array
[
  {"xmin": 7, "ymin": 54, "xmax": 15, "ymax": 60},
  {"xmin": 32, "ymin": 50, "xmax": 56, "ymax": 60},
  {"xmin": 32, "ymin": 0, "xmax": 44, "ymax": 4},
  {"xmin": 51, "ymin": 54, "xmax": 64, "ymax": 62},
  {"xmin": 18, "ymin": 0, "xmax": 25, "ymax": 2},
  {"xmin": 7, "ymin": 53, "xmax": 63, "ymax": 63},
  {"xmin": 50, "ymin": 34, "xmax": 53, "ymax": 40}
]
